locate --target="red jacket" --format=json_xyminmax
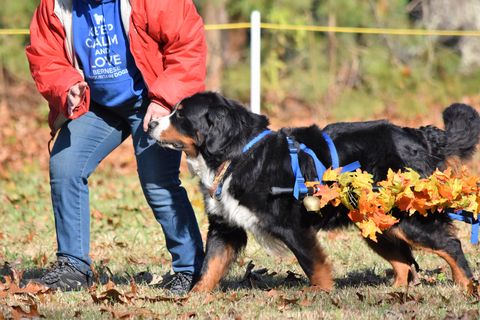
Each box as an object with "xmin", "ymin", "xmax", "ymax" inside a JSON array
[{"xmin": 26, "ymin": 0, "xmax": 207, "ymax": 135}]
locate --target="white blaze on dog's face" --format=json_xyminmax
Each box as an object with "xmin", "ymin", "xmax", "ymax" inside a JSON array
[{"xmin": 148, "ymin": 104, "xmax": 199, "ymax": 157}]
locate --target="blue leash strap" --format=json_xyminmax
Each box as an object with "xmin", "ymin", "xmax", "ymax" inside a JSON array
[
  {"xmin": 448, "ymin": 210, "xmax": 479, "ymax": 244},
  {"xmin": 287, "ymin": 133, "xmax": 361, "ymax": 199},
  {"xmin": 213, "ymin": 129, "xmax": 272, "ymax": 200},
  {"xmin": 341, "ymin": 161, "xmax": 361, "ymax": 173},
  {"xmin": 298, "ymin": 143, "xmax": 326, "ymax": 182},
  {"xmin": 243, "ymin": 129, "xmax": 272, "ymax": 153},
  {"xmin": 322, "ymin": 132, "xmax": 339, "ymax": 169},
  {"xmin": 287, "ymin": 137, "xmax": 308, "ymax": 199}
]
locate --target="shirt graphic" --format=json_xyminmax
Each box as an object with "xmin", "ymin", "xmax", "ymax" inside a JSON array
[{"xmin": 73, "ymin": 0, "xmax": 145, "ymax": 107}]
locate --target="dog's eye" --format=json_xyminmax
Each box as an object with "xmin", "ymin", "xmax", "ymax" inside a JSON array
[{"xmin": 176, "ymin": 112, "xmax": 184, "ymax": 119}]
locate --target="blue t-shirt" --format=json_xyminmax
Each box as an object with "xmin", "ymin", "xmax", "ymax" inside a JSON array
[{"xmin": 72, "ymin": 0, "xmax": 146, "ymax": 107}]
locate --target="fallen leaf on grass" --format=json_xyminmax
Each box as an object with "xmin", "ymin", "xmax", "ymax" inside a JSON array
[
  {"xmin": 356, "ymin": 291, "xmax": 365, "ymax": 302},
  {"xmin": 203, "ymin": 293, "xmax": 215, "ymax": 305},
  {"xmin": 10, "ymin": 301, "xmax": 43, "ymax": 320},
  {"xmin": 444, "ymin": 309, "xmax": 479, "ymax": 320},
  {"xmin": 91, "ymin": 209, "xmax": 106, "ymax": 220},
  {"xmin": 330, "ymin": 295, "xmax": 342, "ymax": 308},
  {"xmin": 0, "ymin": 276, "xmax": 52, "ymax": 298},
  {"xmin": 32, "ymin": 253, "xmax": 48, "ymax": 268},
  {"xmin": 90, "ymin": 279, "xmax": 137, "ymax": 305},
  {"xmin": 178, "ymin": 311, "xmax": 197, "ymax": 319},
  {"xmin": 100, "ymin": 306, "xmax": 156, "ymax": 319},
  {"xmin": 299, "ymin": 298, "xmax": 313, "ymax": 307},
  {"xmin": 140, "ymin": 295, "xmax": 189, "ymax": 305},
  {"xmin": 229, "ymin": 292, "xmax": 240, "ymax": 302},
  {"xmin": 265, "ymin": 289, "xmax": 280, "ymax": 298},
  {"xmin": 277, "ymin": 295, "xmax": 299, "ymax": 311},
  {"xmin": 239, "ymin": 261, "xmax": 272, "ymax": 289},
  {"xmin": 384, "ymin": 291, "xmax": 423, "ymax": 305}
]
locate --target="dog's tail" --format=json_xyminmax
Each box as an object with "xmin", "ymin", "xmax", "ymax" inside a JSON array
[{"xmin": 442, "ymin": 103, "xmax": 480, "ymax": 160}]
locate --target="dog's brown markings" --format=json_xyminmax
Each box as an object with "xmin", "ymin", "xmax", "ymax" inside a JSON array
[
  {"xmin": 308, "ymin": 244, "xmax": 333, "ymax": 291},
  {"xmin": 159, "ymin": 125, "xmax": 198, "ymax": 157},
  {"xmin": 191, "ymin": 245, "xmax": 235, "ymax": 292},
  {"xmin": 389, "ymin": 260, "xmax": 412, "ymax": 287},
  {"xmin": 443, "ymin": 156, "xmax": 462, "ymax": 176},
  {"xmin": 365, "ymin": 231, "xmax": 416, "ymax": 287},
  {"xmin": 392, "ymin": 228, "xmax": 473, "ymax": 290}
]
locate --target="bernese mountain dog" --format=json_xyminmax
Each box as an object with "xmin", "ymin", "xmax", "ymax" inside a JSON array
[{"xmin": 148, "ymin": 91, "xmax": 480, "ymax": 293}]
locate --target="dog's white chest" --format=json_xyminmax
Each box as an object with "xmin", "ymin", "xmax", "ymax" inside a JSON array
[
  {"xmin": 187, "ymin": 155, "xmax": 287, "ymax": 255},
  {"xmin": 187, "ymin": 156, "xmax": 259, "ymax": 231},
  {"xmin": 206, "ymin": 178, "xmax": 260, "ymax": 231}
]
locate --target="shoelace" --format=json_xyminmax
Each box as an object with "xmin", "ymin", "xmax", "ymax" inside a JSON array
[
  {"xmin": 164, "ymin": 273, "xmax": 192, "ymax": 289},
  {"xmin": 42, "ymin": 260, "xmax": 78, "ymax": 282}
]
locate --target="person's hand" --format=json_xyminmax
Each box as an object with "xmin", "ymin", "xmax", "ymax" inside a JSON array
[
  {"xmin": 67, "ymin": 82, "xmax": 87, "ymax": 117},
  {"xmin": 143, "ymin": 101, "xmax": 170, "ymax": 132}
]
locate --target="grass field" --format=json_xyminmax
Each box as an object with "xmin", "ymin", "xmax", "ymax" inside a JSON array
[{"xmin": 1, "ymin": 162, "xmax": 479, "ymax": 320}]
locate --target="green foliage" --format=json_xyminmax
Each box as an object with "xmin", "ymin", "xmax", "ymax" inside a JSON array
[
  {"xmin": 218, "ymin": 0, "xmax": 480, "ymax": 119},
  {"xmin": 1, "ymin": 0, "xmax": 480, "ymax": 118},
  {"xmin": 0, "ymin": 2, "xmax": 37, "ymax": 79}
]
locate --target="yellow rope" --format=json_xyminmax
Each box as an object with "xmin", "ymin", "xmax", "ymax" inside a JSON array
[
  {"xmin": 2, "ymin": 23, "xmax": 480, "ymax": 36},
  {"xmin": 0, "ymin": 29, "xmax": 30, "ymax": 35},
  {"xmin": 204, "ymin": 23, "xmax": 251, "ymax": 30}
]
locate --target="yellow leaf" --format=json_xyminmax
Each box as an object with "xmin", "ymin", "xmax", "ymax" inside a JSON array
[
  {"xmin": 322, "ymin": 167, "xmax": 341, "ymax": 182},
  {"xmin": 357, "ymin": 219, "xmax": 382, "ymax": 242}
]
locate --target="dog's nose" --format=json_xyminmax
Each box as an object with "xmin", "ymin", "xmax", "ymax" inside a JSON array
[{"xmin": 148, "ymin": 121, "xmax": 159, "ymax": 131}]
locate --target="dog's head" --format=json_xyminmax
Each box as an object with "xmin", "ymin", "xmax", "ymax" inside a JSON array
[{"xmin": 148, "ymin": 92, "xmax": 269, "ymax": 162}]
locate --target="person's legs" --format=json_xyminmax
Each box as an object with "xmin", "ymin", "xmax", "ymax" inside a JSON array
[
  {"xmin": 49, "ymin": 105, "xmax": 129, "ymax": 273},
  {"xmin": 124, "ymin": 104, "xmax": 204, "ymax": 277}
]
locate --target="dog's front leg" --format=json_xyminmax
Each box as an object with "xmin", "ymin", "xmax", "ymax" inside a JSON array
[
  {"xmin": 192, "ymin": 218, "xmax": 248, "ymax": 292},
  {"xmin": 273, "ymin": 226, "xmax": 333, "ymax": 291}
]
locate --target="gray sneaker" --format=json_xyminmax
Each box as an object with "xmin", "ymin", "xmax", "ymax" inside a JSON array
[
  {"xmin": 158, "ymin": 272, "xmax": 195, "ymax": 295},
  {"xmin": 28, "ymin": 257, "xmax": 92, "ymax": 291}
]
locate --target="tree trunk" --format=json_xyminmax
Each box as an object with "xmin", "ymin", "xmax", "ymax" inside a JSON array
[{"xmin": 203, "ymin": 0, "xmax": 228, "ymax": 91}]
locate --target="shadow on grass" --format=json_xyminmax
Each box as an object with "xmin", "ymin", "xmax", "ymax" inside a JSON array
[{"xmin": 4, "ymin": 262, "xmax": 451, "ymax": 291}]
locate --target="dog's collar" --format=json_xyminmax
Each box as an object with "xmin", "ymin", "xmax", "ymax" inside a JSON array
[{"xmin": 209, "ymin": 129, "xmax": 273, "ymax": 200}]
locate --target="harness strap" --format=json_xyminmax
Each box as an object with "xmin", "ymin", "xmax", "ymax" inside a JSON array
[
  {"xmin": 341, "ymin": 161, "xmax": 361, "ymax": 173},
  {"xmin": 322, "ymin": 132, "xmax": 339, "ymax": 169},
  {"xmin": 448, "ymin": 210, "xmax": 479, "ymax": 244},
  {"xmin": 211, "ymin": 129, "xmax": 273, "ymax": 200},
  {"xmin": 288, "ymin": 133, "xmax": 361, "ymax": 200},
  {"xmin": 298, "ymin": 143, "xmax": 326, "ymax": 182},
  {"xmin": 287, "ymin": 137, "xmax": 308, "ymax": 199},
  {"xmin": 243, "ymin": 130, "xmax": 272, "ymax": 153}
]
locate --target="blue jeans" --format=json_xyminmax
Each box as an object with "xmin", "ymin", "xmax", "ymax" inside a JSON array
[{"xmin": 49, "ymin": 100, "xmax": 204, "ymax": 275}]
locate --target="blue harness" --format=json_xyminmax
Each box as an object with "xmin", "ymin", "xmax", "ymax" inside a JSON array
[
  {"xmin": 287, "ymin": 133, "xmax": 360, "ymax": 199},
  {"xmin": 240, "ymin": 129, "xmax": 360, "ymax": 200},
  {"xmin": 231, "ymin": 130, "xmax": 479, "ymax": 244}
]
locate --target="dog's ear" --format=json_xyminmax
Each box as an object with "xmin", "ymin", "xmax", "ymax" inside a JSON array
[{"xmin": 203, "ymin": 106, "xmax": 233, "ymax": 156}]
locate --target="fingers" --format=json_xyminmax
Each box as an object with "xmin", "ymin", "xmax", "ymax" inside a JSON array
[
  {"xmin": 67, "ymin": 82, "xmax": 88, "ymax": 117},
  {"xmin": 78, "ymin": 82, "xmax": 87, "ymax": 96},
  {"xmin": 143, "ymin": 108, "xmax": 153, "ymax": 132}
]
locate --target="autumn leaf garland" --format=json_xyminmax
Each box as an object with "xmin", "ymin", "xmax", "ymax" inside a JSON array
[{"xmin": 308, "ymin": 166, "xmax": 480, "ymax": 242}]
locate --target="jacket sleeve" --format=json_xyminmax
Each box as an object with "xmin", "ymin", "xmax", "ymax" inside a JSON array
[
  {"xmin": 25, "ymin": 0, "xmax": 89, "ymax": 120},
  {"xmin": 148, "ymin": 0, "xmax": 207, "ymax": 108}
]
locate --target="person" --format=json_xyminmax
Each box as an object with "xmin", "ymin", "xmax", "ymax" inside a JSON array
[{"xmin": 25, "ymin": 0, "xmax": 206, "ymax": 295}]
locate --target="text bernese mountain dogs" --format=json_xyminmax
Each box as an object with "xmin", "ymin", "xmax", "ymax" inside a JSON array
[{"xmin": 148, "ymin": 91, "xmax": 480, "ymax": 293}]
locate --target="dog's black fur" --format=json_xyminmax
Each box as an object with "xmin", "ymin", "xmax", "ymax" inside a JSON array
[{"xmin": 148, "ymin": 91, "xmax": 480, "ymax": 292}]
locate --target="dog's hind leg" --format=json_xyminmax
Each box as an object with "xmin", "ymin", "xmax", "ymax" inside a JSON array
[
  {"xmin": 191, "ymin": 219, "xmax": 247, "ymax": 292},
  {"xmin": 392, "ymin": 220, "xmax": 474, "ymax": 292},
  {"xmin": 364, "ymin": 230, "xmax": 419, "ymax": 287},
  {"xmin": 273, "ymin": 226, "xmax": 333, "ymax": 291}
]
